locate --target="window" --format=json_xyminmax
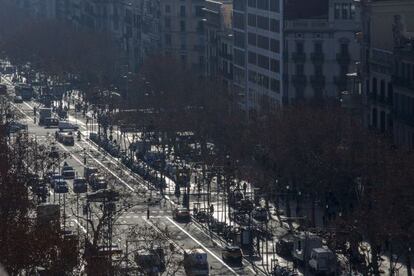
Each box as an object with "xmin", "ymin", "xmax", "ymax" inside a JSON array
[
  {"xmin": 296, "ymin": 41, "xmax": 304, "ymax": 53},
  {"xmin": 296, "ymin": 64, "xmax": 304, "ymax": 75},
  {"xmin": 271, "ymin": 79, "xmax": 280, "ymax": 93},
  {"xmin": 181, "ymin": 36, "xmax": 186, "ymax": 49},
  {"xmin": 270, "ymin": 19, "xmax": 279, "ymax": 32},
  {"xmin": 340, "ymin": 43, "xmax": 349, "ymax": 54},
  {"xmin": 270, "ymin": 39, "xmax": 280, "ymax": 53},
  {"xmin": 248, "ymin": 32, "xmax": 256, "ymax": 46},
  {"xmin": 248, "ymin": 51, "xmax": 257, "ymax": 65},
  {"xmin": 270, "ymin": 59, "xmax": 279, "ymax": 73},
  {"xmin": 257, "ymin": 15, "xmax": 269, "ymax": 30},
  {"xmin": 270, "ymin": 0, "xmax": 279, "ymax": 12},
  {"xmin": 350, "ymin": 4, "xmax": 355, "ymax": 19},
  {"xmin": 334, "ymin": 4, "xmax": 340, "ymax": 19},
  {"xmin": 248, "ymin": 0, "xmax": 256, "ymax": 8},
  {"xmin": 372, "ymin": 77, "xmax": 377, "ymax": 94},
  {"xmin": 165, "ymin": 5, "xmax": 171, "ymax": 13},
  {"xmin": 195, "ymin": 6, "xmax": 204, "ymax": 16},
  {"xmin": 314, "ymin": 41, "xmax": 323, "ymax": 53},
  {"xmin": 165, "ymin": 34, "xmax": 171, "ymax": 46},
  {"xmin": 248, "ymin": 70, "xmax": 257, "ymax": 83},
  {"xmin": 257, "ymin": 0, "xmax": 269, "ymax": 10},
  {"xmin": 248, "ymin": 14, "xmax": 256, "ymax": 27},
  {"xmin": 234, "ymin": 49, "xmax": 245, "ymax": 66},
  {"xmin": 180, "ymin": 6, "xmax": 186, "ymax": 17},
  {"xmin": 164, "ymin": 17, "xmax": 171, "ymax": 29},
  {"xmin": 257, "ymin": 35, "xmax": 269, "ymax": 50},
  {"xmin": 258, "ymin": 54, "xmax": 269, "ymax": 69},
  {"xmin": 342, "ymin": 4, "xmax": 348, "ymax": 19},
  {"xmin": 181, "ymin": 54, "xmax": 187, "ymax": 64},
  {"xmin": 233, "ymin": 12, "xmax": 245, "ymax": 29},
  {"xmin": 233, "ymin": 0, "xmax": 246, "ymax": 11},
  {"xmin": 180, "ymin": 20, "xmax": 186, "ymax": 32},
  {"xmin": 234, "ymin": 31, "xmax": 245, "ymax": 48}
]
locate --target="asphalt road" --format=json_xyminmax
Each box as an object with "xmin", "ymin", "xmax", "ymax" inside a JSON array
[{"xmin": 8, "ymin": 95, "xmax": 261, "ymax": 276}]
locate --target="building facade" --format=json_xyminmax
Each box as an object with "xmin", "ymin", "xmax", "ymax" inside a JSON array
[
  {"xmin": 359, "ymin": 0, "xmax": 414, "ymax": 149},
  {"xmin": 232, "ymin": 0, "xmax": 283, "ymax": 113},
  {"xmin": 160, "ymin": 0, "xmax": 206, "ymax": 73},
  {"xmin": 284, "ymin": 0, "xmax": 360, "ymax": 103}
]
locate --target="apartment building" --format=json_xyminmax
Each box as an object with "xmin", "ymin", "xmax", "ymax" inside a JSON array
[
  {"xmin": 358, "ymin": 0, "xmax": 414, "ymax": 149},
  {"xmin": 232, "ymin": 0, "xmax": 283, "ymax": 113},
  {"xmin": 284, "ymin": 0, "xmax": 360, "ymax": 103},
  {"xmin": 160, "ymin": 0, "xmax": 206, "ymax": 73},
  {"xmin": 204, "ymin": 0, "xmax": 233, "ymax": 88}
]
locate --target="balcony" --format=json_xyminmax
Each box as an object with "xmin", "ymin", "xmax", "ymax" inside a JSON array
[
  {"xmin": 291, "ymin": 75, "xmax": 307, "ymax": 86},
  {"xmin": 310, "ymin": 75, "xmax": 325, "ymax": 88},
  {"xmin": 292, "ymin": 52, "xmax": 306, "ymax": 63},
  {"xmin": 310, "ymin": 52, "xmax": 324, "ymax": 64},
  {"xmin": 336, "ymin": 52, "xmax": 351, "ymax": 64}
]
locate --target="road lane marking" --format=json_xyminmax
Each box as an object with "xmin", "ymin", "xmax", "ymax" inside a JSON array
[
  {"xmin": 72, "ymin": 218, "xmax": 87, "ymax": 233},
  {"xmin": 165, "ymin": 216, "xmax": 240, "ymax": 276}
]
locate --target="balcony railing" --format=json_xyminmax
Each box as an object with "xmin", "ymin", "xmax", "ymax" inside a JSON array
[
  {"xmin": 292, "ymin": 52, "xmax": 306, "ymax": 63},
  {"xmin": 336, "ymin": 52, "xmax": 351, "ymax": 64}
]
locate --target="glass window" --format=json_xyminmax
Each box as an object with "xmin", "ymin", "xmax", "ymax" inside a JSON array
[
  {"xmin": 234, "ymin": 31, "xmax": 245, "ymax": 48},
  {"xmin": 248, "ymin": 14, "xmax": 256, "ymax": 27},
  {"xmin": 180, "ymin": 6, "xmax": 186, "ymax": 16},
  {"xmin": 271, "ymin": 79, "xmax": 280, "ymax": 93},
  {"xmin": 233, "ymin": 12, "xmax": 245, "ymax": 29},
  {"xmin": 257, "ymin": 0, "xmax": 269, "ymax": 10},
  {"xmin": 314, "ymin": 65, "xmax": 323, "ymax": 75},
  {"xmin": 233, "ymin": 0, "xmax": 246, "ymax": 11},
  {"xmin": 180, "ymin": 20, "xmax": 186, "ymax": 32},
  {"xmin": 270, "ymin": 19, "xmax": 279, "ymax": 32},
  {"xmin": 350, "ymin": 4, "xmax": 355, "ymax": 19},
  {"xmin": 164, "ymin": 17, "xmax": 171, "ymax": 29},
  {"xmin": 334, "ymin": 4, "xmax": 340, "ymax": 19},
  {"xmin": 270, "ymin": 59, "xmax": 279, "ymax": 72},
  {"xmin": 270, "ymin": 39, "xmax": 280, "ymax": 53},
  {"xmin": 314, "ymin": 41, "xmax": 322, "ymax": 53},
  {"xmin": 248, "ymin": 51, "xmax": 257, "ymax": 65},
  {"xmin": 257, "ymin": 15, "xmax": 269, "ymax": 30},
  {"xmin": 257, "ymin": 35, "xmax": 269, "ymax": 50},
  {"xmin": 270, "ymin": 0, "xmax": 279, "ymax": 12},
  {"xmin": 296, "ymin": 41, "xmax": 304, "ymax": 53},
  {"xmin": 258, "ymin": 54, "xmax": 269, "ymax": 69},
  {"xmin": 248, "ymin": 0, "xmax": 256, "ymax": 8},
  {"xmin": 248, "ymin": 32, "xmax": 257, "ymax": 46},
  {"xmin": 342, "ymin": 4, "xmax": 348, "ymax": 19},
  {"xmin": 234, "ymin": 49, "xmax": 245, "ymax": 66},
  {"xmin": 296, "ymin": 64, "xmax": 304, "ymax": 75}
]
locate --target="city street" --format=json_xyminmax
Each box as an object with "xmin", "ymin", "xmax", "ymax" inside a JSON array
[{"xmin": 7, "ymin": 83, "xmax": 262, "ymax": 275}]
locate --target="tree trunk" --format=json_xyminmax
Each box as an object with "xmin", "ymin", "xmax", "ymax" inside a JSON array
[
  {"xmin": 370, "ymin": 244, "xmax": 381, "ymax": 276},
  {"xmin": 407, "ymin": 249, "xmax": 413, "ymax": 276}
]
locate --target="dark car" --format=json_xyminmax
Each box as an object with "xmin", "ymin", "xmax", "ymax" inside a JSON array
[
  {"xmin": 44, "ymin": 117, "xmax": 59, "ymax": 127},
  {"xmin": 276, "ymin": 236, "xmax": 294, "ymax": 258},
  {"xmin": 173, "ymin": 208, "xmax": 191, "ymax": 222},
  {"xmin": 73, "ymin": 178, "xmax": 87, "ymax": 193},
  {"xmin": 50, "ymin": 173, "xmax": 63, "ymax": 188},
  {"xmin": 222, "ymin": 246, "xmax": 243, "ymax": 265},
  {"xmin": 61, "ymin": 165, "xmax": 75, "ymax": 179},
  {"xmin": 87, "ymin": 189, "xmax": 119, "ymax": 202},
  {"xmin": 89, "ymin": 173, "xmax": 108, "ymax": 191},
  {"xmin": 54, "ymin": 179, "xmax": 68, "ymax": 193}
]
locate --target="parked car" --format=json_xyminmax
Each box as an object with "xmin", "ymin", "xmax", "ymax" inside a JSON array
[
  {"xmin": 222, "ymin": 246, "xmax": 243, "ymax": 265},
  {"xmin": 89, "ymin": 173, "xmax": 108, "ymax": 191},
  {"xmin": 58, "ymin": 120, "xmax": 78, "ymax": 131},
  {"xmin": 73, "ymin": 178, "xmax": 87, "ymax": 193},
  {"xmin": 276, "ymin": 236, "xmax": 294, "ymax": 258},
  {"xmin": 13, "ymin": 95, "xmax": 23, "ymax": 103},
  {"xmin": 54, "ymin": 179, "xmax": 68, "ymax": 193},
  {"xmin": 61, "ymin": 165, "xmax": 75, "ymax": 179},
  {"xmin": 44, "ymin": 117, "xmax": 59, "ymax": 127},
  {"xmin": 50, "ymin": 173, "xmax": 63, "ymax": 188},
  {"xmin": 173, "ymin": 207, "xmax": 191, "ymax": 222}
]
